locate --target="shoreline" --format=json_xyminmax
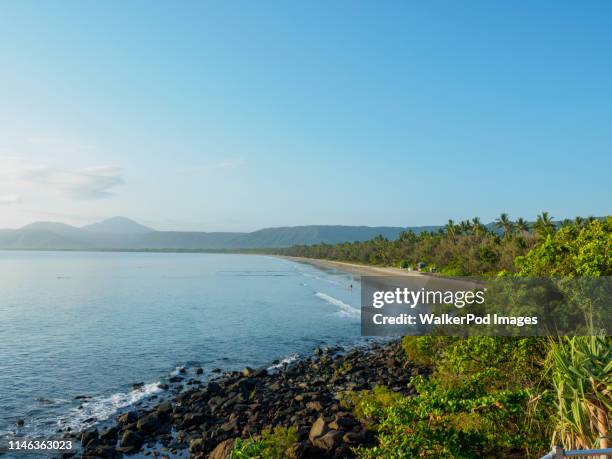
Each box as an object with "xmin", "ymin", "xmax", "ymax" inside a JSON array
[
  {"xmin": 69, "ymin": 340, "xmax": 415, "ymax": 459},
  {"xmin": 62, "ymin": 256, "xmax": 419, "ymax": 458},
  {"xmin": 277, "ymin": 256, "xmax": 426, "ymax": 278}
]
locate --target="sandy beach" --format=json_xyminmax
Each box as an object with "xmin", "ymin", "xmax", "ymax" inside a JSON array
[{"xmin": 278, "ymin": 256, "xmax": 425, "ymax": 278}]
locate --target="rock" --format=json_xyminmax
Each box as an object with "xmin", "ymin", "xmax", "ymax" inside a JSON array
[
  {"xmin": 120, "ymin": 430, "xmax": 143, "ymax": 449},
  {"xmin": 132, "ymin": 382, "xmax": 145, "ymax": 390},
  {"xmin": 117, "ymin": 411, "xmax": 138, "ymax": 425},
  {"xmin": 330, "ymin": 415, "xmax": 358, "ymax": 430},
  {"xmin": 207, "ymin": 381, "xmax": 222, "ymax": 395},
  {"xmin": 209, "ymin": 438, "xmax": 235, "ymax": 459},
  {"xmin": 188, "ymin": 437, "xmax": 206, "ymax": 453},
  {"xmin": 72, "ymin": 340, "xmax": 413, "ymax": 458},
  {"xmin": 86, "ymin": 445, "xmax": 119, "ymax": 458},
  {"xmin": 157, "ymin": 383, "xmax": 169, "ymax": 390},
  {"xmin": 312, "ymin": 430, "xmax": 343, "ymax": 450},
  {"xmin": 15, "ymin": 418, "xmax": 24, "ymax": 427},
  {"xmin": 220, "ymin": 419, "xmax": 238, "ymax": 433},
  {"xmin": 180, "ymin": 412, "xmax": 205, "ymax": 429},
  {"xmin": 314, "ymin": 347, "xmax": 323, "ymax": 356},
  {"xmin": 157, "ymin": 401, "xmax": 173, "ymax": 414},
  {"xmin": 99, "ymin": 426, "xmax": 118, "ymax": 442},
  {"xmin": 80, "ymin": 429, "xmax": 99, "ymax": 447},
  {"xmin": 342, "ymin": 431, "xmax": 364, "ymax": 444},
  {"xmin": 306, "ymin": 401, "xmax": 323, "ymax": 411},
  {"xmin": 252, "ymin": 368, "xmax": 268, "ymax": 378},
  {"xmin": 168, "ymin": 376, "xmax": 183, "ymax": 383},
  {"xmin": 308, "ymin": 417, "xmax": 328, "ymax": 443},
  {"xmin": 137, "ymin": 414, "xmax": 161, "ymax": 433},
  {"xmin": 195, "ymin": 367, "xmax": 204, "ymax": 375},
  {"xmin": 292, "ymin": 440, "xmax": 318, "ymax": 458},
  {"xmin": 241, "ymin": 367, "xmax": 255, "ymax": 377}
]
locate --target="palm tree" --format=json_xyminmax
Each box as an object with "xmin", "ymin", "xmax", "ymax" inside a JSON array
[
  {"xmin": 445, "ymin": 219, "xmax": 456, "ymax": 239},
  {"xmin": 458, "ymin": 220, "xmax": 471, "ymax": 235},
  {"xmin": 535, "ymin": 211, "xmax": 555, "ymax": 236},
  {"xmin": 495, "ymin": 213, "xmax": 513, "ymax": 237},
  {"xmin": 515, "ymin": 217, "xmax": 530, "ymax": 234},
  {"xmin": 471, "ymin": 217, "xmax": 486, "ymax": 236}
]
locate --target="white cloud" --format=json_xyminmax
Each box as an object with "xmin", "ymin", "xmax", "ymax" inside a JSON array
[
  {"xmin": 0, "ymin": 157, "xmax": 124, "ymax": 200},
  {"xmin": 24, "ymin": 165, "xmax": 124, "ymax": 199},
  {"xmin": 0, "ymin": 194, "xmax": 20, "ymax": 205}
]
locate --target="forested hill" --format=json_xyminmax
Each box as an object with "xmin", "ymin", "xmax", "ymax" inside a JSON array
[{"xmin": 0, "ymin": 217, "xmax": 440, "ymax": 250}]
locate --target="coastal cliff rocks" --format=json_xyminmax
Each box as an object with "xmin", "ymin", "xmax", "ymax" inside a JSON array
[
  {"xmin": 208, "ymin": 438, "xmax": 235, "ymax": 459},
  {"xmin": 73, "ymin": 340, "xmax": 418, "ymax": 458}
]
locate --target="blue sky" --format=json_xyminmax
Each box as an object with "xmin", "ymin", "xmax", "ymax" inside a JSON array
[{"xmin": 1, "ymin": 1, "xmax": 610, "ymax": 231}]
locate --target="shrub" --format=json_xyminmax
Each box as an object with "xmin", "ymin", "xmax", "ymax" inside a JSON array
[
  {"xmin": 231, "ymin": 426, "xmax": 298, "ymax": 459},
  {"xmin": 548, "ymin": 335, "xmax": 611, "ymax": 450}
]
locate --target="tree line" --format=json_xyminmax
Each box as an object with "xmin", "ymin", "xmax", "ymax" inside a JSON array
[{"xmin": 273, "ymin": 212, "xmax": 601, "ymax": 276}]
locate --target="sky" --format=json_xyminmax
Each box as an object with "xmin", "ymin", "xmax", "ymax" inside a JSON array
[{"xmin": 0, "ymin": 1, "xmax": 610, "ymax": 231}]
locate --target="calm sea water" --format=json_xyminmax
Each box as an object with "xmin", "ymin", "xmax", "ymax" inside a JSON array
[{"xmin": 0, "ymin": 251, "xmax": 363, "ymax": 448}]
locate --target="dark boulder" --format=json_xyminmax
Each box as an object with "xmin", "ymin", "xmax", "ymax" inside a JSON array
[
  {"xmin": 207, "ymin": 381, "xmax": 222, "ymax": 395},
  {"xmin": 80, "ymin": 429, "xmax": 99, "ymax": 448},
  {"xmin": 189, "ymin": 437, "xmax": 206, "ymax": 454},
  {"xmin": 119, "ymin": 430, "xmax": 143, "ymax": 450},
  {"xmin": 342, "ymin": 431, "xmax": 365, "ymax": 444},
  {"xmin": 99, "ymin": 426, "xmax": 119, "ymax": 443},
  {"xmin": 136, "ymin": 414, "xmax": 161, "ymax": 434},
  {"xmin": 180, "ymin": 412, "xmax": 205, "ymax": 429},
  {"xmin": 117, "ymin": 411, "xmax": 137, "ymax": 425},
  {"xmin": 312, "ymin": 429, "xmax": 343, "ymax": 451}
]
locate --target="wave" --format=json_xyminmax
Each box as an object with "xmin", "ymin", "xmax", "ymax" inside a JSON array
[
  {"xmin": 57, "ymin": 382, "xmax": 163, "ymax": 432},
  {"xmin": 315, "ymin": 292, "xmax": 360, "ymax": 318},
  {"xmin": 267, "ymin": 353, "xmax": 299, "ymax": 372}
]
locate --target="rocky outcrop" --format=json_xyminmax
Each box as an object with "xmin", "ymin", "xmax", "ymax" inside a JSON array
[{"xmin": 72, "ymin": 340, "xmax": 418, "ymax": 458}]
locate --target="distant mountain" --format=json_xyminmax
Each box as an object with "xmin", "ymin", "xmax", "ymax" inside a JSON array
[
  {"xmin": 0, "ymin": 217, "xmax": 441, "ymax": 250},
  {"xmin": 82, "ymin": 216, "xmax": 152, "ymax": 234}
]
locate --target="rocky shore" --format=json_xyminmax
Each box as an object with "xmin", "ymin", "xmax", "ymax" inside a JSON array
[{"xmin": 69, "ymin": 340, "xmax": 422, "ymax": 458}]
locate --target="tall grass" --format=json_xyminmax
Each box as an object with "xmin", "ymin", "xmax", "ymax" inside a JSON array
[{"xmin": 548, "ymin": 335, "xmax": 611, "ymax": 450}]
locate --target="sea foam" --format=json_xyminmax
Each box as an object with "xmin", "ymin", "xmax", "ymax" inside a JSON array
[
  {"xmin": 57, "ymin": 382, "xmax": 162, "ymax": 432},
  {"xmin": 315, "ymin": 292, "xmax": 360, "ymax": 318}
]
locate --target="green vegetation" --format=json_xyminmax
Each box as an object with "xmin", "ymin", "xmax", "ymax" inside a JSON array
[
  {"xmin": 337, "ymin": 216, "xmax": 610, "ymax": 458},
  {"xmin": 276, "ymin": 214, "xmax": 609, "ymax": 278},
  {"xmin": 277, "ymin": 215, "xmax": 610, "ymax": 458},
  {"xmin": 548, "ymin": 335, "xmax": 611, "ymax": 450},
  {"xmin": 231, "ymin": 426, "xmax": 298, "ymax": 459},
  {"xmin": 276, "ymin": 214, "xmax": 554, "ymax": 275},
  {"xmin": 343, "ymin": 337, "xmax": 552, "ymax": 458}
]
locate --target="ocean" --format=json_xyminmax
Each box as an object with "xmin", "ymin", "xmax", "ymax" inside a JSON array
[{"xmin": 0, "ymin": 251, "xmax": 363, "ymax": 453}]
